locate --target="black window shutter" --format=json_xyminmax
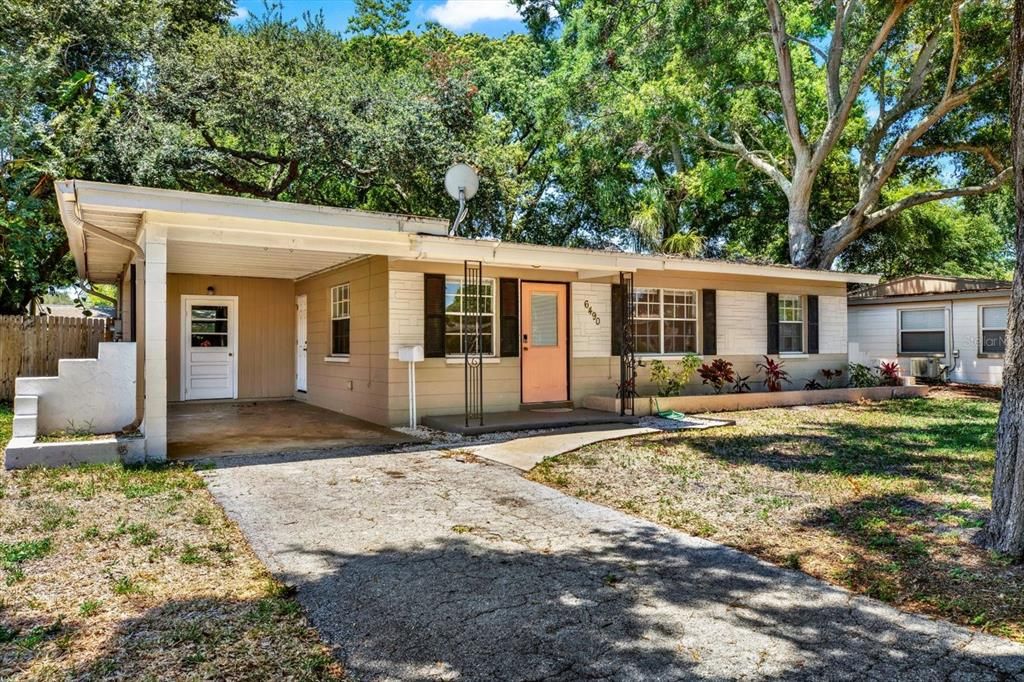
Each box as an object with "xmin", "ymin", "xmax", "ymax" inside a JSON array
[
  {"xmin": 807, "ymin": 295, "xmax": 819, "ymax": 354},
  {"xmin": 702, "ymin": 289, "xmax": 717, "ymax": 355},
  {"xmin": 611, "ymin": 283, "xmax": 622, "ymax": 356},
  {"xmin": 766, "ymin": 292, "xmax": 780, "ymax": 355},
  {"xmin": 499, "ymin": 278, "xmax": 519, "ymax": 357},
  {"xmin": 423, "ymin": 273, "xmax": 446, "ymax": 358}
]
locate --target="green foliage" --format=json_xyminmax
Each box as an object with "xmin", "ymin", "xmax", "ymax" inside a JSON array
[
  {"xmin": 698, "ymin": 358, "xmax": 735, "ymax": 394},
  {"xmin": 648, "ymin": 355, "xmax": 702, "ymax": 396},
  {"xmin": 848, "ymin": 363, "xmax": 881, "ymax": 388}
]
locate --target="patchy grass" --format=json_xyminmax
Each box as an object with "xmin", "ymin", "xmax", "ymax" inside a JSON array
[
  {"xmin": 529, "ymin": 395, "xmax": 1024, "ymax": 642},
  {"xmin": 0, "ymin": 403, "xmax": 344, "ymax": 680}
]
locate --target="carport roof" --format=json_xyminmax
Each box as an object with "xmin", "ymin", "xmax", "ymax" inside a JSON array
[{"xmin": 55, "ymin": 180, "xmax": 879, "ymax": 286}]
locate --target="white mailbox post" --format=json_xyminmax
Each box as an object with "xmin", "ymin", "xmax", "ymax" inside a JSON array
[{"xmin": 398, "ymin": 345, "xmax": 424, "ymax": 428}]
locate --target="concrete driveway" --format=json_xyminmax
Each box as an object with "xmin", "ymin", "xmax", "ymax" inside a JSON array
[{"xmin": 205, "ymin": 449, "xmax": 1024, "ymax": 681}]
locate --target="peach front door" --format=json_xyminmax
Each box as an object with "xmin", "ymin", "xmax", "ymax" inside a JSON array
[{"xmin": 521, "ymin": 282, "xmax": 569, "ymax": 403}]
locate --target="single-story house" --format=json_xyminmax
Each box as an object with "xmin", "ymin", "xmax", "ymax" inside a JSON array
[
  {"xmin": 13, "ymin": 180, "xmax": 877, "ymax": 462},
  {"xmin": 848, "ymin": 275, "xmax": 1011, "ymax": 385}
]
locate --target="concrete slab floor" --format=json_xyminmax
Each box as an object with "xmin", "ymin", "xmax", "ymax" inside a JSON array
[
  {"xmin": 167, "ymin": 400, "xmax": 418, "ymax": 460},
  {"xmin": 422, "ymin": 408, "xmax": 639, "ymax": 435}
]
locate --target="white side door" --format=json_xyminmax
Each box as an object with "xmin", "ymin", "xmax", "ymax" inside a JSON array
[
  {"xmin": 182, "ymin": 296, "xmax": 238, "ymax": 401},
  {"xmin": 295, "ymin": 294, "xmax": 308, "ymax": 392}
]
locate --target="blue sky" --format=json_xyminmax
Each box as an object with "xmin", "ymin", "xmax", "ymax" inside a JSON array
[{"xmin": 231, "ymin": 1, "xmax": 528, "ymax": 37}]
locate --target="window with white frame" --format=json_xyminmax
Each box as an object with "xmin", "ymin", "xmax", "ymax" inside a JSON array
[
  {"xmin": 633, "ymin": 288, "xmax": 698, "ymax": 354},
  {"xmin": 980, "ymin": 305, "xmax": 1008, "ymax": 356},
  {"xmin": 330, "ymin": 283, "xmax": 350, "ymax": 355},
  {"xmin": 778, "ymin": 295, "xmax": 804, "ymax": 353},
  {"xmin": 445, "ymin": 277, "xmax": 496, "ymax": 355},
  {"xmin": 899, "ymin": 308, "xmax": 945, "ymax": 355}
]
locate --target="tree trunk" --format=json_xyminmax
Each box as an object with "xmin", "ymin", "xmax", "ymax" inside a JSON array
[
  {"xmin": 787, "ymin": 177, "xmax": 817, "ymax": 268},
  {"xmin": 987, "ymin": 0, "xmax": 1024, "ymax": 556}
]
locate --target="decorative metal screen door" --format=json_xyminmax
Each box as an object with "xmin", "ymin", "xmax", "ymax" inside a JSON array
[
  {"xmin": 617, "ymin": 272, "xmax": 637, "ymax": 416},
  {"xmin": 464, "ymin": 260, "xmax": 484, "ymax": 427}
]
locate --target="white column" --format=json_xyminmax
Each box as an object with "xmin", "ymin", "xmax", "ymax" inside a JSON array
[{"xmin": 143, "ymin": 224, "xmax": 168, "ymax": 460}]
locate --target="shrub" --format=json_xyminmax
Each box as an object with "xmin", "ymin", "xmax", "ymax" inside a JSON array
[
  {"xmin": 848, "ymin": 362, "xmax": 880, "ymax": 388},
  {"xmin": 804, "ymin": 379, "xmax": 824, "ymax": 390},
  {"xmin": 821, "ymin": 368, "xmax": 843, "ymax": 388},
  {"xmin": 756, "ymin": 355, "xmax": 791, "ymax": 392},
  {"xmin": 731, "ymin": 375, "xmax": 752, "ymax": 393},
  {"xmin": 647, "ymin": 354, "xmax": 702, "ymax": 396},
  {"xmin": 698, "ymin": 358, "xmax": 735, "ymax": 394},
  {"xmin": 879, "ymin": 361, "xmax": 901, "ymax": 387}
]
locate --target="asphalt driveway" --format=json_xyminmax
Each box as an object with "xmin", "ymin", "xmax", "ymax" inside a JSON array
[{"xmin": 204, "ymin": 449, "xmax": 1024, "ymax": 681}]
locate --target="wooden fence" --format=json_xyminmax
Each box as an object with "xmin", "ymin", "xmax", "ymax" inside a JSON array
[{"xmin": 0, "ymin": 315, "xmax": 114, "ymax": 401}]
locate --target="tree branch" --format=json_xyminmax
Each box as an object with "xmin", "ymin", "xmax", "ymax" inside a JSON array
[
  {"xmin": 904, "ymin": 143, "xmax": 1006, "ymax": 173},
  {"xmin": 813, "ymin": 0, "xmax": 911, "ymax": 169},
  {"xmin": 864, "ymin": 167, "xmax": 1013, "ymax": 229},
  {"xmin": 764, "ymin": 0, "xmax": 809, "ymax": 160},
  {"xmin": 944, "ymin": 1, "xmax": 963, "ymax": 101},
  {"xmin": 698, "ymin": 128, "xmax": 793, "ymax": 195},
  {"xmin": 825, "ymin": 0, "xmax": 846, "ymax": 115}
]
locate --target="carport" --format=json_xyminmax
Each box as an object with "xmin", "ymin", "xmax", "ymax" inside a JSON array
[{"xmin": 167, "ymin": 400, "xmax": 418, "ymax": 460}]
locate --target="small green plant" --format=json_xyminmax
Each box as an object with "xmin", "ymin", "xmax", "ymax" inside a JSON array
[
  {"xmin": 179, "ymin": 544, "xmax": 206, "ymax": 565},
  {"xmin": 756, "ymin": 355, "xmax": 791, "ymax": 392},
  {"xmin": 127, "ymin": 523, "xmax": 157, "ymax": 547},
  {"xmin": 803, "ymin": 379, "xmax": 824, "ymax": 390},
  {"xmin": 79, "ymin": 600, "xmax": 102, "ymax": 617},
  {"xmin": 648, "ymin": 354, "xmax": 702, "ymax": 396},
  {"xmin": 698, "ymin": 358, "xmax": 735, "ymax": 394},
  {"xmin": 731, "ymin": 375, "xmax": 752, "ymax": 393},
  {"xmin": 111, "ymin": 575, "xmax": 141, "ymax": 595},
  {"xmin": 821, "ymin": 368, "xmax": 843, "ymax": 388},
  {"xmin": 1, "ymin": 537, "xmax": 54, "ymax": 581},
  {"xmin": 848, "ymin": 362, "xmax": 880, "ymax": 388},
  {"xmin": 879, "ymin": 361, "xmax": 901, "ymax": 386}
]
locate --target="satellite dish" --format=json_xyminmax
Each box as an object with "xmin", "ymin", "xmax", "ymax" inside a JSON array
[{"xmin": 444, "ymin": 163, "xmax": 479, "ymax": 201}]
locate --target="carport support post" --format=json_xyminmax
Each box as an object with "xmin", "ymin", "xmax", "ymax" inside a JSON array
[{"xmin": 142, "ymin": 223, "xmax": 168, "ymax": 460}]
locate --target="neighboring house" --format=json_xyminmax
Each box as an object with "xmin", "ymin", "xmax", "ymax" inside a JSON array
[
  {"xmin": 848, "ymin": 275, "xmax": 1011, "ymax": 386},
  {"xmin": 36, "ymin": 180, "xmax": 875, "ymax": 460}
]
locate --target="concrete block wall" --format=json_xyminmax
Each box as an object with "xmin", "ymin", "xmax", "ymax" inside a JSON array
[{"xmin": 14, "ymin": 342, "xmax": 137, "ymax": 436}]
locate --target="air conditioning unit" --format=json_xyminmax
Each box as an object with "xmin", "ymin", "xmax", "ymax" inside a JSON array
[{"xmin": 911, "ymin": 357, "xmax": 942, "ymax": 380}]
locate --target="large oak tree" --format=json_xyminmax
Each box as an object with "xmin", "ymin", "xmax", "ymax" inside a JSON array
[{"xmin": 987, "ymin": 0, "xmax": 1024, "ymax": 556}]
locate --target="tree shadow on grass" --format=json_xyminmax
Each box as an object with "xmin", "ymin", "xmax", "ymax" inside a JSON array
[
  {"xmin": 666, "ymin": 408, "xmax": 995, "ymax": 496},
  {"xmin": 794, "ymin": 492, "xmax": 1024, "ymax": 632},
  {"xmin": 252, "ymin": 527, "xmax": 1024, "ymax": 681}
]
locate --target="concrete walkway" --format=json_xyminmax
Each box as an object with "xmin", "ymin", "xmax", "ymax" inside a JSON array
[{"xmin": 205, "ymin": 450, "xmax": 1024, "ymax": 681}]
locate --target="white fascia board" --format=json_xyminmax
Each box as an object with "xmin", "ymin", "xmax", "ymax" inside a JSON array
[
  {"xmin": 155, "ymin": 219, "xmax": 420, "ymax": 258},
  {"xmin": 54, "ymin": 181, "xmax": 88, "ymax": 279},
  {"xmin": 71, "ymin": 180, "xmax": 450, "ymax": 235},
  {"xmin": 413, "ymin": 236, "xmax": 880, "ymax": 285}
]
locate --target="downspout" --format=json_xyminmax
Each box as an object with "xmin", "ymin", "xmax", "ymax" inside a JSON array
[{"xmin": 56, "ymin": 189, "xmax": 147, "ymax": 433}]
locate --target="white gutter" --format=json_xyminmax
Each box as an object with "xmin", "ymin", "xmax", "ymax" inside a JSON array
[{"xmin": 54, "ymin": 180, "xmax": 146, "ymax": 434}]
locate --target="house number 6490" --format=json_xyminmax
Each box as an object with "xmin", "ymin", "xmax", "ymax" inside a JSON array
[{"xmin": 583, "ymin": 300, "xmax": 601, "ymax": 326}]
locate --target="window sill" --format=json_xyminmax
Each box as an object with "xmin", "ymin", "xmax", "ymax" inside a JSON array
[
  {"xmin": 896, "ymin": 353, "xmax": 945, "ymax": 358},
  {"xmin": 778, "ymin": 353, "xmax": 809, "ymax": 359},
  {"xmin": 978, "ymin": 353, "xmax": 1005, "ymax": 359},
  {"xmin": 637, "ymin": 355, "xmax": 704, "ymax": 361},
  {"xmin": 324, "ymin": 355, "xmax": 350, "ymax": 363},
  {"xmin": 445, "ymin": 357, "xmax": 501, "ymax": 365}
]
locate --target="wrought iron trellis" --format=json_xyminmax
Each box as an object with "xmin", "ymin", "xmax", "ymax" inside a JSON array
[
  {"xmin": 464, "ymin": 260, "xmax": 484, "ymax": 427},
  {"xmin": 618, "ymin": 271, "xmax": 637, "ymax": 417}
]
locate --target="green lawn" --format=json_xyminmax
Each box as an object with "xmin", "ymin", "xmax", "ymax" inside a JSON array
[
  {"xmin": 0, "ymin": 403, "xmax": 344, "ymax": 680},
  {"xmin": 530, "ymin": 395, "xmax": 1024, "ymax": 642}
]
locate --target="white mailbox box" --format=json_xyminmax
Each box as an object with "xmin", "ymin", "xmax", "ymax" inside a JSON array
[{"xmin": 398, "ymin": 345, "xmax": 424, "ymax": 427}]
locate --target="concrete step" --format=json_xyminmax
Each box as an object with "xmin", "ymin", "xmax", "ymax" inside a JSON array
[
  {"xmin": 13, "ymin": 395, "xmax": 38, "ymax": 416},
  {"xmin": 12, "ymin": 414, "xmax": 38, "ymax": 439},
  {"xmin": 520, "ymin": 400, "xmax": 575, "ymax": 411}
]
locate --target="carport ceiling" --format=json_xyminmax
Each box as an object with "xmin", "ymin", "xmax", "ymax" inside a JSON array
[{"xmin": 167, "ymin": 241, "xmax": 362, "ymax": 279}]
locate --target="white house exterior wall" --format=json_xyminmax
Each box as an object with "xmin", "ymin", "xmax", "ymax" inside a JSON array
[
  {"xmin": 716, "ymin": 291, "xmax": 768, "ymax": 355},
  {"xmin": 818, "ymin": 296, "xmax": 847, "ymax": 355},
  {"xmin": 572, "ymin": 283, "xmax": 612, "ymax": 358},
  {"xmin": 848, "ymin": 297, "xmax": 1007, "ymax": 386}
]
